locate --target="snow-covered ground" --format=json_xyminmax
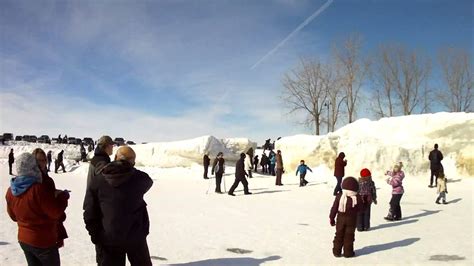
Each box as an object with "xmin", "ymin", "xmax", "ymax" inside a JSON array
[{"xmin": 0, "ymin": 161, "xmax": 472, "ymax": 265}]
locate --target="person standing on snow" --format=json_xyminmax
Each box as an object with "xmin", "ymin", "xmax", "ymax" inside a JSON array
[
  {"xmin": 295, "ymin": 160, "xmax": 312, "ymax": 187},
  {"xmin": 203, "ymin": 153, "xmax": 210, "ymax": 179},
  {"xmin": 6, "ymin": 153, "xmax": 68, "ymax": 266},
  {"xmin": 228, "ymin": 153, "xmax": 252, "ymax": 196},
  {"xmin": 211, "ymin": 152, "xmax": 225, "ymax": 193},
  {"xmin": 428, "ymin": 144, "xmax": 444, "ymax": 188},
  {"xmin": 269, "ymin": 153, "xmax": 276, "ymax": 176},
  {"xmin": 329, "ymin": 176, "xmax": 362, "ymax": 258},
  {"xmin": 80, "ymin": 143, "xmax": 87, "ymax": 162},
  {"xmin": 47, "ymin": 151, "xmax": 52, "ymax": 172},
  {"xmin": 83, "ymin": 146, "xmax": 153, "ymax": 266},
  {"xmin": 8, "ymin": 148, "xmax": 14, "ymax": 175},
  {"xmin": 275, "ymin": 150, "xmax": 284, "ymax": 186},
  {"xmin": 83, "ymin": 135, "xmax": 115, "ymax": 263},
  {"xmin": 253, "ymin": 155, "xmax": 259, "ymax": 172},
  {"xmin": 357, "ymin": 168, "xmax": 377, "ymax": 231},
  {"xmin": 245, "ymin": 150, "xmax": 253, "ymax": 178},
  {"xmin": 436, "ymin": 171, "xmax": 448, "ymax": 204},
  {"xmin": 384, "ymin": 162, "xmax": 405, "ymax": 221},
  {"xmin": 333, "ymin": 152, "xmax": 347, "ymax": 196},
  {"xmin": 260, "ymin": 153, "xmax": 268, "ymax": 174}
]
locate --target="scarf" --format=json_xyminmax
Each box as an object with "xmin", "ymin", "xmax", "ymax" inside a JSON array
[{"xmin": 338, "ymin": 189, "xmax": 358, "ymax": 213}]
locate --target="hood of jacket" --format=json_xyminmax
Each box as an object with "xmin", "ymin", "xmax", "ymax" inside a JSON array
[
  {"xmin": 10, "ymin": 175, "xmax": 40, "ymax": 196},
  {"xmin": 101, "ymin": 160, "xmax": 136, "ymax": 187}
]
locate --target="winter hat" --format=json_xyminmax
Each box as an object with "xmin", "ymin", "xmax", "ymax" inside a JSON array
[
  {"xmin": 16, "ymin": 153, "xmax": 41, "ymax": 178},
  {"xmin": 341, "ymin": 176, "xmax": 359, "ymax": 192},
  {"xmin": 360, "ymin": 168, "xmax": 371, "ymax": 178}
]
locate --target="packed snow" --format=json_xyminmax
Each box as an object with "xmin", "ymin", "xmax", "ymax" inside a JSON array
[{"xmin": 0, "ymin": 112, "xmax": 473, "ymax": 265}]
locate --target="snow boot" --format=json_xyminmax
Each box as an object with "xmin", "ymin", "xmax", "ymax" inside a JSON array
[
  {"xmin": 442, "ymin": 200, "xmax": 447, "ymax": 204},
  {"xmin": 436, "ymin": 199, "xmax": 440, "ymax": 204}
]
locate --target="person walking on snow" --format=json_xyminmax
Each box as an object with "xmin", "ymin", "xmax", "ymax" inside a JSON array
[
  {"xmin": 428, "ymin": 144, "xmax": 444, "ymax": 187},
  {"xmin": 295, "ymin": 160, "xmax": 312, "ymax": 187},
  {"xmin": 329, "ymin": 176, "xmax": 362, "ymax": 258},
  {"xmin": 8, "ymin": 148, "xmax": 14, "ymax": 175},
  {"xmin": 211, "ymin": 152, "xmax": 225, "ymax": 193},
  {"xmin": 203, "ymin": 153, "xmax": 210, "ymax": 179},
  {"xmin": 384, "ymin": 162, "xmax": 405, "ymax": 221},
  {"xmin": 54, "ymin": 150, "xmax": 66, "ymax": 173},
  {"xmin": 333, "ymin": 152, "xmax": 347, "ymax": 196},
  {"xmin": 357, "ymin": 168, "xmax": 377, "ymax": 231},
  {"xmin": 228, "ymin": 153, "xmax": 252, "ymax": 196},
  {"xmin": 436, "ymin": 171, "xmax": 448, "ymax": 204}
]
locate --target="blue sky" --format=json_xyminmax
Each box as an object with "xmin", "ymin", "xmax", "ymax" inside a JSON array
[{"xmin": 0, "ymin": 0, "xmax": 472, "ymax": 143}]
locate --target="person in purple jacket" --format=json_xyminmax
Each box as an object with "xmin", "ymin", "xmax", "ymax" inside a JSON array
[{"xmin": 384, "ymin": 162, "xmax": 405, "ymax": 221}]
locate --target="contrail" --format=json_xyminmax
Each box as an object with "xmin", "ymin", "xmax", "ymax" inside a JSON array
[{"xmin": 250, "ymin": 0, "xmax": 334, "ymax": 70}]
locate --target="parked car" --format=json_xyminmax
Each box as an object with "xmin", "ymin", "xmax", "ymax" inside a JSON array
[
  {"xmin": 3, "ymin": 133, "xmax": 14, "ymax": 141},
  {"xmin": 114, "ymin": 137, "xmax": 125, "ymax": 146},
  {"xmin": 51, "ymin": 137, "xmax": 60, "ymax": 144},
  {"xmin": 37, "ymin": 135, "xmax": 51, "ymax": 144},
  {"xmin": 73, "ymin": 139, "xmax": 82, "ymax": 145},
  {"xmin": 83, "ymin": 137, "xmax": 94, "ymax": 146},
  {"xmin": 67, "ymin": 137, "xmax": 77, "ymax": 144},
  {"xmin": 15, "ymin": 136, "xmax": 23, "ymax": 141},
  {"xmin": 126, "ymin": 140, "xmax": 136, "ymax": 145},
  {"xmin": 29, "ymin": 135, "xmax": 37, "ymax": 143}
]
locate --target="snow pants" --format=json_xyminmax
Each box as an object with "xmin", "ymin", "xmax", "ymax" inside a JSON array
[
  {"xmin": 388, "ymin": 194, "xmax": 403, "ymax": 220},
  {"xmin": 97, "ymin": 239, "xmax": 152, "ymax": 266},
  {"xmin": 333, "ymin": 214, "xmax": 357, "ymax": 257},
  {"xmin": 356, "ymin": 203, "xmax": 372, "ymax": 230},
  {"xmin": 215, "ymin": 172, "xmax": 223, "ymax": 193}
]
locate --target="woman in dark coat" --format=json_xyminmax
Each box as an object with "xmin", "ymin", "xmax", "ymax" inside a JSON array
[
  {"xmin": 211, "ymin": 152, "xmax": 225, "ymax": 193},
  {"xmin": 333, "ymin": 152, "xmax": 347, "ymax": 196}
]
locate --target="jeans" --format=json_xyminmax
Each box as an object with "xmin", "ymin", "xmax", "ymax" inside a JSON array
[
  {"xmin": 388, "ymin": 194, "xmax": 403, "ymax": 220},
  {"xmin": 19, "ymin": 242, "xmax": 60, "ymax": 266},
  {"xmin": 334, "ymin": 176, "xmax": 343, "ymax": 195}
]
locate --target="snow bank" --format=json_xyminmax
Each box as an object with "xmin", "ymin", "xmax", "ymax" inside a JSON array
[{"xmin": 276, "ymin": 112, "xmax": 474, "ymax": 179}]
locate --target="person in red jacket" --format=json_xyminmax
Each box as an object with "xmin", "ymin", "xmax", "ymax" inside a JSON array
[
  {"xmin": 329, "ymin": 176, "xmax": 361, "ymax": 258},
  {"xmin": 333, "ymin": 152, "xmax": 347, "ymax": 196},
  {"xmin": 5, "ymin": 153, "xmax": 68, "ymax": 266}
]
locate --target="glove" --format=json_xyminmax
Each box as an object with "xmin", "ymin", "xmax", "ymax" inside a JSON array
[
  {"xmin": 330, "ymin": 219, "xmax": 336, "ymax": 226},
  {"xmin": 445, "ymin": 190, "xmax": 448, "ymax": 194},
  {"xmin": 373, "ymin": 199, "xmax": 377, "ymax": 205},
  {"xmin": 62, "ymin": 190, "xmax": 70, "ymax": 199}
]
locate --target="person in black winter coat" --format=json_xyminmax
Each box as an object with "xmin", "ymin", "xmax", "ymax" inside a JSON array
[
  {"xmin": 47, "ymin": 151, "xmax": 52, "ymax": 172},
  {"xmin": 211, "ymin": 152, "xmax": 225, "ymax": 193},
  {"xmin": 54, "ymin": 150, "xmax": 66, "ymax": 173},
  {"xmin": 8, "ymin": 149, "xmax": 14, "ymax": 175},
  {"xmin": 83, "ymin": 135, "xmax": 114, "ymax": 263},
  {"xmin": 80, "ymin": 144, "xmax": 87, "ymax": 162},
  {"xmin": 203, "ymin": 153, "xmax": 210, "ymax": 179},
  {"xmin": 83, "ymin": 146, "xmax": 153, "ymax": 266},
  {"xmin": 333, "ymin": 152, "xmax": 347, "ymax": 196},
  {"xmin": 428, "ymin": 144, "xmax": 444, "ymax": 187},
  {"xmin": 228, "ymin": 153, "xmax": 252, "ymax": 196},
  {"xmin": 260, "ymin": 153, "xmax": 268, "ymax": 174},
  {"xmin": 253, "ymin": 155, "xmax": 259, "ymax": 172}
]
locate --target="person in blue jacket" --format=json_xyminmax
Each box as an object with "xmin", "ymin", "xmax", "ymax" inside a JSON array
[{"xmin": 296, "ymin": 160, "xmax": 312, "ymax": 187}]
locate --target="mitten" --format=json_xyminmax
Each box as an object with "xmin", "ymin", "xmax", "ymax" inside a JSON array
[
  {"xmin": 373, "ymin": 199, "xmax": 377, "ymax": 205},
  {"xmin": 330, "ymin": 218, "xmax": 336, "ymax": 226}
]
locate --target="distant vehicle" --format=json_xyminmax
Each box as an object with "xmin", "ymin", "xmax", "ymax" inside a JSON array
[
  {"xmin": 83, "ymin": 137, "xmax": 94, "ymax": 145},
  {"xmin": 114, "ymin": 137, "xmax": 125, "ymax": 146},
  {"xmin": 67, "ymin": 137, "xmax": 77, "ymax": 144},
  {"xmin": 51, "ymin": 137, "xmax": 59, "ymax": 144},
  {"xmin": 22, "ymin": 135, "xmax": 30, "ymax": 142},
  {"xmin": 29, "ymin": 135, "xmax": 37, "ymax": 143},
  {"xmin": 126, "ymin": 140, "xmax": 136, "ymax": 145},
  {"xmin": 3, "ymin": 133, "xmax": 13, "ymax": 141},
  {"xmin": 73, "ymin": 139, "xmax": 82, "ymax": 145},
  {"xmin": 37, "ymin": 135, "xmax": 51, "ymax": 144},
  {"xmin": 15, "ymin": 136, "xmax": 23, "ymax": 141}
]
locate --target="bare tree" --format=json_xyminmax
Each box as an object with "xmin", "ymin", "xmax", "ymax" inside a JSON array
[
  {"xmin": 324, "ymin": 63, "xmax": 346, "ymax": 132},
  {"xmin": 372, "ymin": 44, "xmax": 431, "ymax": 116},
  {"xmin": 333, "ymin": 34, "xmax": 369, "ymax": 123},
  {"xmin": 438, "ymin": 47, "xmax": 473, "ymax": 112},
  {"xmin": 282, "ymin": 58, "xmax": 329, "ymax": 135}
]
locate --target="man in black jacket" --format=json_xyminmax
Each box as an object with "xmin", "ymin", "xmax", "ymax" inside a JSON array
[
  {"xmin": 211, "ymin": 152, "xmax": 225, "ymax": 193},
  {"xmin": 228, "ymin": 153, "xmax": 252, "ymax": 196},
  {"xmin": 83, "ymin": 135, "xmax": 114, "ymax": 263},
  {"xmin": 203, "ymin": 153, "xmax": 210, "ymax": 179},
  {"xmin": 8, "ymin": 149, "xmax": 14, "ymax": 175},
  {"xmin": 83, "ymin": 146, "xmax": 153, "ymax": 266},
  {"xmin": 428, "ymin": 143, "xmax": 444, "ymax": 188},
  {"xmin": 54, "ymin": 150, "xmax": 66, "ymax": 173}
]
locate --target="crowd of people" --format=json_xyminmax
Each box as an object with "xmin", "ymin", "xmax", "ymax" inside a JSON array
[{"xmin": 4, "ymin": 139, "xmax": 448, "ymax": 264}]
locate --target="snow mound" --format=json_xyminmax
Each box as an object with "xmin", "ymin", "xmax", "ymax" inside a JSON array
[{"xmin": 276, "ymin": 112, "xmax": 474, "ymax": 179}]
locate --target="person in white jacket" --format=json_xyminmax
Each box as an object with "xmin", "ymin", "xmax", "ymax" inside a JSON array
[{"xmin": 245, "ymin": 152, "xmax": 253, "ymax": 178}]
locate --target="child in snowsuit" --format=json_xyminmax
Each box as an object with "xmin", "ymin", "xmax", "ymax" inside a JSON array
[
  {"xmin": 384, "ymin": 162, "xmax": 405, "ymax": 221},
  {"xmin": 436, "ymin": 171, "xmax": 448, "ymax": 204},
  {"xmin": 357, "ymin": 168, "xmax": 377, "ymax": 231},
  {"xmin": 295, "ymin": 160, "xmax": 312, "ymax": 187},
  {"xmin": 329, "ymin": 176, "xmax": 361, "ymax": 258}
]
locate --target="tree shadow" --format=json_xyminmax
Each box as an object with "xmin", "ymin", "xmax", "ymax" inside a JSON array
[
  {"xmin": 356, "ymin": 238, "xmax": 420, "ymax": 256},
  {"xmin": 446, "ymin": 198, "xmax": 462, "ymax": 204},
  {"xmin": 166, "ymin": 255, "xmax": 281, "ymax": 266},
  {"xmin": 403, "ymin": 209, "xmax": 441, "ymax": 220},
  {"xmin": 252, "ymin": 190, "xmax": 290, "ymax": 195},
  {"xmin": 370, "ymin": 219, "xmax": 418, "ymax": 231},
  {"xmin": 447, "ymin": 179, "xmax": 462, "ymax": 183},
  {"xmin": 0, "ymin": 241, "xmax": 10, "ymax": 245}
]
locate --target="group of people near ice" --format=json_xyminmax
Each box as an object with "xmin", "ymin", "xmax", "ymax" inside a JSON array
[{"xmin": 4, "ymin": 136, "xmax": 449, "ymax": 264}]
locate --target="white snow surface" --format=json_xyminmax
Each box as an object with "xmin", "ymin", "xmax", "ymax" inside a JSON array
[{"xmin": 0, "ymin": 162, "xmax": 472, "ymax": 265}]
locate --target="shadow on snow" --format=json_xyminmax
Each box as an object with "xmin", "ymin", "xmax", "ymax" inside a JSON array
[
  {"xmin": 165, "ymin": 255, "xmax": 281, "ymax": 266},
  {"xmin": 356, "ymin": 238, "xmax": 420, "ymax": 256}
]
